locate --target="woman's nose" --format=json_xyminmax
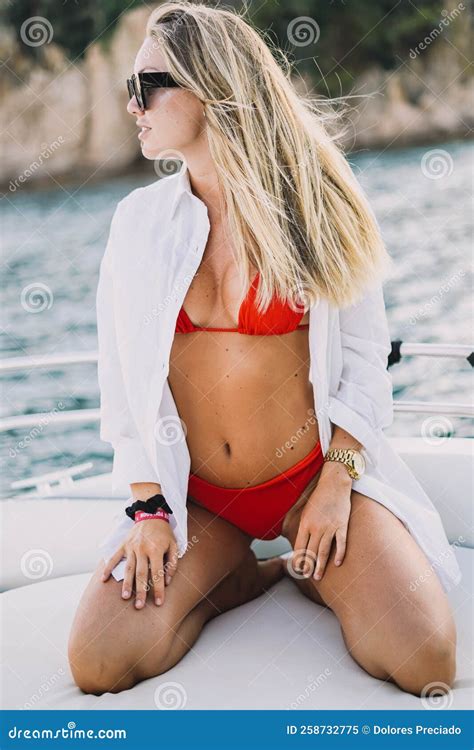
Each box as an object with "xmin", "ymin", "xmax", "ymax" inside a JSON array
[{"xmin": 127, "ymin": 95, "xmax": 143, "ymax": 116}]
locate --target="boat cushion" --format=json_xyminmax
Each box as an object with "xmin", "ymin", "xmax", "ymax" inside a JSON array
[{"xmin": 0, "ymin": 546, "xmax": 472, "ymax": 710}]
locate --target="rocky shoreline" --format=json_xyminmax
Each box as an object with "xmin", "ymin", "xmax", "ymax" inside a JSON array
[{"xmin": 1, "ymin": 7, "xmax": 472, "ymax": 193}]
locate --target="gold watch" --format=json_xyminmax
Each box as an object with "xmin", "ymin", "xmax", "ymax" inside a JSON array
[{"xmin": 323, "ymin": 448, "xmax": 366, "ymax": 480}]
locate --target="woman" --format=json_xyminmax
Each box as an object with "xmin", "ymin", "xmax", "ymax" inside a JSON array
[{"xmin": 68, "ymin": 2, "xmax": 461, "ymax": 699}]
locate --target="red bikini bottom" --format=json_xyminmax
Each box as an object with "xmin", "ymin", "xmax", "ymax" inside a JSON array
[{"xmin": 187, "ymin": 442, "xmax": 324, "ymax": 540}]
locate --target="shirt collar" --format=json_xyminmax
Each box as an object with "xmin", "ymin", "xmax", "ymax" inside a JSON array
[{"xmin": 170, "ymin": 162, "xmax": 193, "ymax": 219}]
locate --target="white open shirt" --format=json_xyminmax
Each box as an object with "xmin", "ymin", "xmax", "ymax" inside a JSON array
[{"xmin": 97, "ymin": 163, "xmax": 461, "ymax": 592}]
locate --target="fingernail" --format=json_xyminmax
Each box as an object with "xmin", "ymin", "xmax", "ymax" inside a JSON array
[
  {"xmin": 314, "ymin": 572, "xmax": 321, "ymax": 580},
  {"xmin": 155, "ymin": 597, "xmax": 161, "ymax": 606},
  {"xmin": 122, "ymin": 590, "xmax": 130, "ymax": 598},
  {"xmin": 135, "ymin": 600, "xmax": 144, "ymax": 608},
  {"xmin": 165, "ymin": 574, "xmax": 171, "ymax": 586},
  {"xmin": 335, "ymin": 560, "xmax": 341, "ymax": 566}
]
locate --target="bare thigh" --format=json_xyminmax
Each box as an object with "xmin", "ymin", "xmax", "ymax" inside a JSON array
[
  {"xmin": 283, "ymin": 490, "xmax": 457, "ymax": 692},
  {"xmin": 68, "ymin": 500, "xmax": 252, "ymax": 693}
]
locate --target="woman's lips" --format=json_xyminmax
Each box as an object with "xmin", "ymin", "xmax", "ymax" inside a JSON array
[{"xmin": 138, "ymin": 127, "xmax": 151, "ymax": 140}]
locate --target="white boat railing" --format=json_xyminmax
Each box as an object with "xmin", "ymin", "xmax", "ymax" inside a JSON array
[
  {"xmin": 0, "ymin": 343, "xmax": 472, "ymax": 434},
  {"xmin": 388, "ymin": 341, "xmax": 473, "ymax": 365},
  {"xmin": 0, "ymin": 400, "xmax": 472, "ymax": 434},
  {"xmin": 0, "ymin": 342, "xmax": 472, "ymax": 374},
  {"xmin": 10, "ymin": 463, "xmax": 94, "ymax": 494},
  {"xmin": 0, "ymin": 351, "xmax": 98, "ymax": 373}
]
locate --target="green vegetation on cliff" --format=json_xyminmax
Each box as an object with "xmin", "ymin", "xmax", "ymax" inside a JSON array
[{"xmin": 3, "ymin": 0, "xmax": 445, "ymax": 91}]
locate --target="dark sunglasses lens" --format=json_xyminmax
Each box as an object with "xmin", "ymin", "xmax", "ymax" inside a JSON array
[
  {"xmin": 136, "ymin": 85, "xmax": 144, "ymax": 110},
  {"xmin": 127, "ymin": 72, "xmax": 180, "ymax": 109},
  {"xmin": 127, "ymin": 75, "xmax": 144, "ymax": 109}
]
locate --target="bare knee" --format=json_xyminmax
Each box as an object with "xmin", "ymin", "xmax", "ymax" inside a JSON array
[
  {"xmin": 68, "ymin": 633, "xmax": 176, "ymax": 695},
  {"xmin": 368, "ymin": 628, "xmax": 457, "ymax": 698},
  {"xmin": 69, "ymin": 649, "xmax": 135, "ymax": 695},
  {"xmin": 68, "ymin": 611, "xmax": 172, "ymax": 696},
  {"xmin": 394, "ymin": 630, "xmax": 457, "ymax": 697},
  {"xmin": 344, "ymin": 612, "xmax": 457, "ymax": 698}
]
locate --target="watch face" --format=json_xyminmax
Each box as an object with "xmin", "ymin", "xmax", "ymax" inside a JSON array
[{"xmin": 353, "ymin": 452, "xmax": 365, "ymax": 475}]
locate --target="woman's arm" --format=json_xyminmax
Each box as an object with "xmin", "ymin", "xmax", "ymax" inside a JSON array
[
  {"xmin": 327, "ymin": 281, "xmax": 393, "ymax": 469},
  {"xmin": 291, "ymin": 283, "xmax": 393, "ymax": 581},
  {"xmin": 97, "ymin": 207, "xmax": 179, "ymax": 606},
  {"xmin": 130, "ymin": 481, "xmax": 163, "ymax": 500},
  {"xmin": 96, "ymin": 203, "xmax": 161, "ymax": 490},
  {"xmin": 324, "ymin": 423, "xmax": 362, "ymax": 475}
]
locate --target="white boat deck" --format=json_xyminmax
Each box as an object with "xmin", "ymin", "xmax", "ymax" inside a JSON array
[{"xmin": 1, "ymin": 546, "xmax": 472, "ymax": 711}]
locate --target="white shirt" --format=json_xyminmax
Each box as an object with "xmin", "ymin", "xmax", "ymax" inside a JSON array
[{"xmin": 97, "ymin": 163, "xmax": 461, "ymax": 592}]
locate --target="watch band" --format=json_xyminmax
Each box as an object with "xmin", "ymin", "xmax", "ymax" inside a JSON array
[
  {"xmin": 323, "ymin": 448, "xmax": 362, "ymax": 479},
  {"xmin": 325, "ymin": 447, "xmax": 354, "ymax": 461}
]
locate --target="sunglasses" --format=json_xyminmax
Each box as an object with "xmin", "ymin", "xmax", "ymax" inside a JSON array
[{"xmin": 126, "ymin": 72, "xmax": 181, "ymax": 110}]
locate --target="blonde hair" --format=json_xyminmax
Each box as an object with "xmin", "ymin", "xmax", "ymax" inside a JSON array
[{"xmin": 146, "ymin": 1, "xmax": 394, "ymax": 311}]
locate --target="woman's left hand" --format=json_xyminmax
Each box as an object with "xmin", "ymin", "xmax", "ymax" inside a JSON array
[{"xmin": 293, "ymin": 463, "xmax": 353, "ymax": 581}]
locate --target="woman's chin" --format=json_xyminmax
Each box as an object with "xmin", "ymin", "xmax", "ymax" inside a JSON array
[{"xmin": 140, "ymin": 143, "xmax": 160, "ymax": 160}]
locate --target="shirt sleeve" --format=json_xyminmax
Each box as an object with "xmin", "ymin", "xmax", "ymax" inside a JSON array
[
  {"xmin": 327, "ymin": 281, "xmax": 394, "ymax": 469},
  {"xmin": 96, "ymin": 203, "xmax": 161, "ymax": 491}
]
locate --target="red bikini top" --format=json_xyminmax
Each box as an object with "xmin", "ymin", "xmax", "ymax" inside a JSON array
[{"xmin": 175, "ymin": 272, "xmax": 309, "ymax": 336}]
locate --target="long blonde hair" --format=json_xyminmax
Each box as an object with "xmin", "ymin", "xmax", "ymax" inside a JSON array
[{"xmin": 146, "ymin": 1, "xmax": 394, "ymax": 311}]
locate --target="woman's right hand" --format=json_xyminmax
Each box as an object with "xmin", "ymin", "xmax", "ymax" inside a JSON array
[{"xmin": 101, "ymin": 519, "xmax": 179, "ymax": 609}]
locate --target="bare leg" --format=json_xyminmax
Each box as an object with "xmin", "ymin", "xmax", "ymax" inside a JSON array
[
  {"xmin": 281, "ymin": 557, "xmax": 329, "ymax": 608},
  {"xmin": 158, "ymin": 547, "xmax": 284, "ymax": 673},
  {"xmin": 282, "ymin": 490, "xmax": 457, "ymax": 696},
  {"xmin": 69, "ymin": 501, "xmax": 283, "ymax": 694}
]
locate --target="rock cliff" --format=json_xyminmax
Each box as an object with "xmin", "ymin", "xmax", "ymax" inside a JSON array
[{"xmin": 1, "ymin": 7, "xmax": 472, "ymax": 191}]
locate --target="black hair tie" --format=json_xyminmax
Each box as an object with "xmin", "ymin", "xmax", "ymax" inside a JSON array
[{"xmin": 125, "ymin": 493, "xmax": 173, "ymax": 520}]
